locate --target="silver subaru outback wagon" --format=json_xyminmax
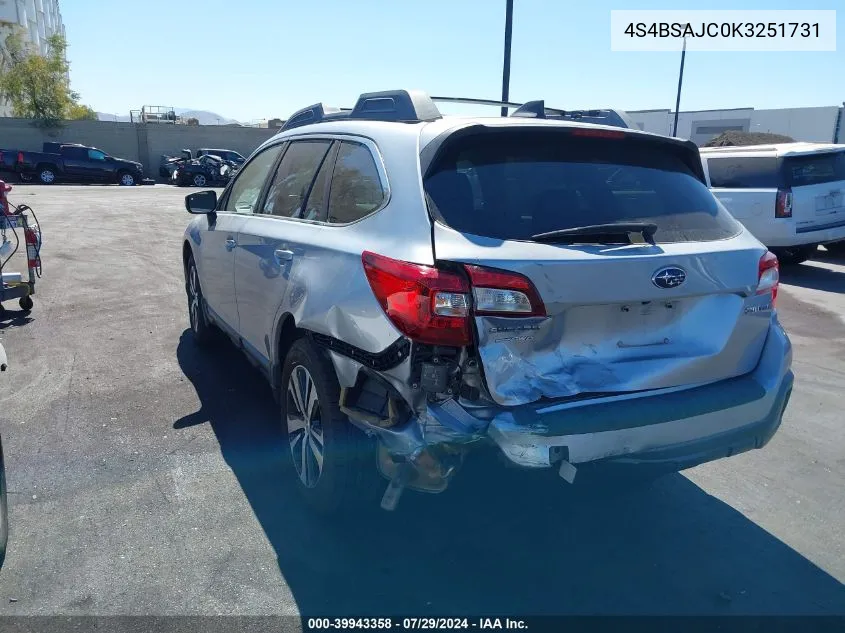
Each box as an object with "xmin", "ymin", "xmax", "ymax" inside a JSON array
[{"xmin": 182, "ymin": 90, "xmax": 793, "ymax": 514}]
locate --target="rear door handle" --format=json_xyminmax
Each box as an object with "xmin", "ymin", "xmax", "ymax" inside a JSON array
[
  {"xmin": 274, "ymin": 249, "xmax": 294, "ymax": 263},
  {"xmin": 225, "ymin": 238, "xmax": 236, "ymax": 251}
]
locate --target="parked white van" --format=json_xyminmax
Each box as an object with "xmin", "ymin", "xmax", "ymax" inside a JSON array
[{"xmin": 700, "ymin": 143, "xmax": 845, "ymax": 264}]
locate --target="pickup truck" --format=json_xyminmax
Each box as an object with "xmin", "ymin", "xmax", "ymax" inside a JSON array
[{"xmin": 0, "ymin": 143, "xmax": 145, "ymax": 185}]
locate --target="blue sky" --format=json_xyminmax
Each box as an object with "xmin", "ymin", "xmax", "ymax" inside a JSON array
[{"xmin": 63, "ymin": 0, "xmax": 842, "ymax": 122}]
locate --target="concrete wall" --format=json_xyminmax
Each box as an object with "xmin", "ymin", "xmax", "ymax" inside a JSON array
[
  {"xmin": 0, "ymin": 118, "xmax": 277, "ymax": 178},
  {"xmin": 629, "ymin": 105, "xmax": 843, "ymax": 145}
]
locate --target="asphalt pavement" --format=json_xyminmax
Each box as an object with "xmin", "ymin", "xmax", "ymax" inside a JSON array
[{"xmin": 0, "ymin": 185, "xmax": 843, "ymax": 618}]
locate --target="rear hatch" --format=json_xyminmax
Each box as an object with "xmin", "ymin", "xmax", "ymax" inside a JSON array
[
  {"xmin": 423, "ymin": 126, "xmax": 774, "ymax": 406},
  {"xmin": 781, "ymin": 148, "xmax": 845, "ymax": 234}
]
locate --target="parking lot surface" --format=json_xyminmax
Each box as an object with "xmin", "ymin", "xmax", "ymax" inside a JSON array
[{"xmin": 0, "ymin": 185, "xmax": 843, "ymax": 616}]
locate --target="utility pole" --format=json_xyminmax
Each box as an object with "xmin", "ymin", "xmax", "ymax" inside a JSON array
[
  {"xmin": 672, "ymin": 33, "xmax": 687, "ymax": 137},
  {"xmin": 500, "ymin": 0, "xmax": 514, "ymax": 117}
]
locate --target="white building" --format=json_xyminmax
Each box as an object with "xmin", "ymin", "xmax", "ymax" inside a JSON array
[
  {"xmin": 628, "ymin": 105, "xmax": 845, "ymax": 145},
  {"xmin": 0, "ymin": 0, "xmax": 66, "ymax": 116}
]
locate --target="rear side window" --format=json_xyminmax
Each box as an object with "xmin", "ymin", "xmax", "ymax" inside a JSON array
[
  {"xmin": 783, "ymin": 151, "xmax": 845, "ymax": 187},
  {"xmin": 63, "ymin": 147, "xmax": 87, "ymax": 159},
  {"xmin": 327, "ymin": 141, "xmax": 386, "ymax": 224},
  {"xmin": 706, "ymin": 157, "xmax": 780, "ymax": 188},
  {"xmin": 424, "ymin": 130, "xmax": 740, "ymax": 244},
  {"xmin": 263, "ymin": 140, "xmax": 333, "ymax": 219}
]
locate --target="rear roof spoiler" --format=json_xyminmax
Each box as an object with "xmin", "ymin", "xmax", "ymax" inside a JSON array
[{"xmin": 279, "ymin": 90, "xmax": 636, "ymax": 132}]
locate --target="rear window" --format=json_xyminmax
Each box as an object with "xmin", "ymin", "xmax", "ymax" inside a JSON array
[
  {"xmin": 706, "ymin": 156, "xmax": 780, "ymax": 188},
  {"xmin": 424, "ymin": 130, "xmax": 740, "ymax": 244},
  {"xmin": 783, "ymin": 151, "xmax": 845, "ymax": 187}
]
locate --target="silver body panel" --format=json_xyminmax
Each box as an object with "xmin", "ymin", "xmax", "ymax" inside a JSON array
[{"xmin": 183, "ymin": 113, "xmax": 794, "ymax": 487}]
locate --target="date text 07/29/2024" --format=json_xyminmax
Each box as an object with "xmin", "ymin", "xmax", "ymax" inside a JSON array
[{"xmin": 306, "ymin": 618, "xmax": 527, "ymax": 631}]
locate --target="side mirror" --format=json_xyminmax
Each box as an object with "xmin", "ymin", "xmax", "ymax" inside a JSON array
[{"xmin": 185, "ymin": 190, "xmax": 218, "ymax": 214}]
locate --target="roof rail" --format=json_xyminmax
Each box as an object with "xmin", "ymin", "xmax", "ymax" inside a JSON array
[
  {"xmin": 280, "ymin": 90, "xmax": 441, "ymax": 132},
  {"xmin": 280, "ymin": 91, "xmax": 634, "ymax": 132},
  {"xmin": 280, "ymin": 103, "xmax": 349, "ymax": 132},
  {"xmin": 350, "ymin": 90, "xmax": 441, "ymax": 123},
  {"xmin": 431, "ymin": 96, "xmax": 635, "ymax": 129}
]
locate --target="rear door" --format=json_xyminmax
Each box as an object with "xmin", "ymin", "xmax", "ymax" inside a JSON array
[
  {"xmin": 782, "ymin": 149, "xmax": 845, "ymax": 234},
  {"xmin": 425, "ymin": 127, "xmax": 772, "ymax": 406},
  {"xmin": 234, "ymin": 139, "xmax": 335, "ymax": 364},
  {"xmin": 59, "ymin": 146, "xmax": 90, "ymax": 180}
]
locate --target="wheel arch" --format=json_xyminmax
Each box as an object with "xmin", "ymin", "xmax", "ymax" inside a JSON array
[
  {"xmin": 272, "ymin": 313, "xmax": 304, "ymax": 393},
  {"xmin": 182, "ymin": 240, "xmax": 195, "ymax": 282}
]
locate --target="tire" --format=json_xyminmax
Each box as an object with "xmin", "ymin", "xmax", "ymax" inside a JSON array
[
  {"xmin": 117, "ymin": 171, "xmax": 136, "ymax": 186},
  {"xmin": 192, "ymin": 173, "xmax": 208, "ymax": 187},
  {"xmin": 18, "ymin": 296, "xmax": 32, "ymax": 311},
  {"xmin": 0, "ymin": 436, "xmax": 8, "ymax": 570},
  {"xmin": 185, "ymin": 254, "xmax": 214, "ymax": 346},
  {"xmin": 38, "ymin": 166, "xmax": 56, "ymax": 185},
  {"xmin": 773, "ymin": 245, "xmax": 817, "ymax": 266},
  {"xmin": 280, "ymin": 338, "xmax": 377, "ymax": 515},
  {"xmin": 824, "ymin": 241, "xmax": 845, "ymax": 255}
]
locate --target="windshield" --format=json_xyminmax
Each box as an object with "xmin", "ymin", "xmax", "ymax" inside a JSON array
[{"xmin": 424, "ymin": 130, "xmax": 741, "ymax": 244}]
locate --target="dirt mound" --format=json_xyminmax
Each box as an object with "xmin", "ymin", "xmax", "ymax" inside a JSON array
[{"xmin": 703, "ymin": 131, "xmax": 796, "ymax": 147}]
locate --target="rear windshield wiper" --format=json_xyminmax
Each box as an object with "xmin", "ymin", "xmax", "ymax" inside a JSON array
[{"xmin": 531, "ymin": 222, "xmax": 658, "ymax": 244}]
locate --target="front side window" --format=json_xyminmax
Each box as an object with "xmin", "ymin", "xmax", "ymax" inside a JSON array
[
  {"xmin": 88, "ymin": 150, "xmax": 107, "ymax": 161},
  {"xmin": 263, "ymin": 140, "xmax": 333, "ymax": 219},
  {"xmin": 223, "ymin": 144, "xmax": 284, "ymax": 214},
  {"xmin": 327, "ymin": 142, "xmax": 386, "ymax": 224}
]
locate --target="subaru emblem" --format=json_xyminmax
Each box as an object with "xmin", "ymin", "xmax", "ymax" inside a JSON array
[{"xmin": 652, "ymin": 266, "xmax": 686, "ymax": 289}]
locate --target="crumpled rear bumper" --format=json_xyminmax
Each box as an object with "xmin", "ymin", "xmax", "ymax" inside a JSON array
[{"xmin": 486, "ymin": 319, "xmax": 793, "ymax": 469}]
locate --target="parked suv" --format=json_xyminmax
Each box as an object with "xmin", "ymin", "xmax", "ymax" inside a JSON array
[
  {"xmin": 700, "ymin": 143, "xmax": 845, "ymax": 263},
  {"xmin": 182, "ymin": 90, "xmax": 793, "ymax": 514}
]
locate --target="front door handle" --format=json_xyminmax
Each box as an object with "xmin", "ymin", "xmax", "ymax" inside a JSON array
[
  {"xmin": 274, "ymin": 249, "xmax": 294, "ymax": 263},
  {"xmin": 225, "ymin": 237, "xmax": 236, "ymax": 251}
]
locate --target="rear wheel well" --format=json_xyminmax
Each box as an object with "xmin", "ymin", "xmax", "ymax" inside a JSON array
[
  {"xmin": 274, "ymin": 315, "xmax": 305, "ymax": 390},
  {"xmin": 36, "ymin": 162, "xmax": 57, "ymax": 173}
]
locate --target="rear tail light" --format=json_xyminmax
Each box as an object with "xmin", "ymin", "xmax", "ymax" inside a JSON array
[
  {"xmin": 362, "ymin": 251, "xmax": 472, "ymax": 346},
  {"xmin": 362, "ymin": 252, "xmax": 546, "ymax": 347},
  {"xmin": 570, "ymin": 128, "xmax": 626, "ymax": 139},
  {"xmin": 757, "ymin": 251, "xmax": 779, "ymax": 306},
  {"xmin": 775, "ymin": 189, "xmax": 793, "ymax": 218},
  {"xmin": 464, "ymin": 265, "xmax": 546, "ymax": 317}
]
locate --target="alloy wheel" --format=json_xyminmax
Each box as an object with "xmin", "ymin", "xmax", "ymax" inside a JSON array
[
  {"xmin": 286, "ymin": 365, "xmax": 324, "ymax": 488},
  {"xmin": 188, "ymin": 264, "xmax": 200, "ymax": 332}
]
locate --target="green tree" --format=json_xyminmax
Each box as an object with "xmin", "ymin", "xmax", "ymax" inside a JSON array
[
  {"xmin": 0, "ymin": 30, "xmax": 96, "ymax": 126},
  {"xmin": 186, "ymin": 117, "xmax": 199, "ymax": 126},
  {"xmin": 68, "ymin": 103, "xmax": 98, "ymax": 121}
]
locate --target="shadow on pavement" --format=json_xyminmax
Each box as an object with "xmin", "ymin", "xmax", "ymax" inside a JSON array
[
  {"xmin": 780, "ymin": 261, "xmax": 845, "ymax": 293},
  {"xmin": 174, "ymin": 330, "xmax": 845, "ymax": 616},
  {"xmin": 0, "ymin": 309, "xmax": 33, "ymax": 330}
]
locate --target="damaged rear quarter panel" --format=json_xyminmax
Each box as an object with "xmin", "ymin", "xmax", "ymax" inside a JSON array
[{"xmin": 237, "ymin": 130, "xmax": 436, "ymax": 387}]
